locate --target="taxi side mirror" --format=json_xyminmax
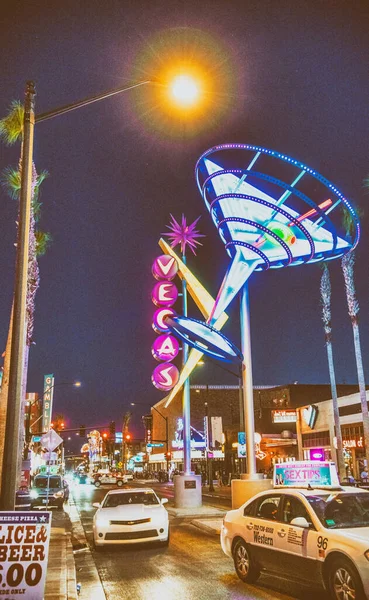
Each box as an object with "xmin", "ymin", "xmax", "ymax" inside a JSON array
[
  {"xmin": 92, "ymin": 502, "xmax": 101, "ymax": 509},
  {"xmin": 161, "ymin": 498, "xmax": 168, "ymax": 505},
  {"xmin": 290, "ymin": 517, "xmax": 310, "ymax": 528}
]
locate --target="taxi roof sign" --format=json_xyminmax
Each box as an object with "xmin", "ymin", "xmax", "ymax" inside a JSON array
[{"xmin": 273, "ymin": 461, "xmax": 340, "ymax": 489}]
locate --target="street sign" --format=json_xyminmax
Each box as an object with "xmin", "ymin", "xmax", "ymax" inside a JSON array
[
  {"xmin": 146, "ymin": 443, "xmax": 164, "ymax": 447},
  {"xmin": 41, "ymin": 429, "xmax": 63, "ymax": 452}
]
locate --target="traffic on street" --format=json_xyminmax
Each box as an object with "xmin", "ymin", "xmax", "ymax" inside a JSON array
[{"xmin": 68, "ymin": 479, "xmax": 331, "ymax": 600}]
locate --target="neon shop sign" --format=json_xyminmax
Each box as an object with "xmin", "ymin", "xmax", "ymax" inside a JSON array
[{"xmin": 151, "ymin": 255, "xmax": 180, "ymax": 392}]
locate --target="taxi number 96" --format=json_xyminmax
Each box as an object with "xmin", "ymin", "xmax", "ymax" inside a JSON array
[{"xmin": 317, "ymin": 536, "xmax": 328, "ymax": 550}]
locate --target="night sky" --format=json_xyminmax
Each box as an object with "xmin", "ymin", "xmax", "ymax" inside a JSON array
[{"xmin": 1, "ymin": 0, "xmax": 368, "ymax": 441}]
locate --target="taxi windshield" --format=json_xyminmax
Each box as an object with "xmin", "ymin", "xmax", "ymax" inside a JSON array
[{"xmin": 307, "ymin": 493, "xmax": 369, "ymax": 529}]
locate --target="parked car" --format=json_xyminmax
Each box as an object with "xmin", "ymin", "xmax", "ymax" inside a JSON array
[
  {"xmin": 92, "ymin": 488, "xmax": 169, "ymax": 548},
  {"xmin": 30, "ymin": 474, "xmax": 69, "ymax": 508}
]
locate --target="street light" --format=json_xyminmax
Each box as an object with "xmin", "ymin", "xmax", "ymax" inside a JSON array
[{"xmin": 2, "ymin": 73, "xmax": 202, "ymax": 509}]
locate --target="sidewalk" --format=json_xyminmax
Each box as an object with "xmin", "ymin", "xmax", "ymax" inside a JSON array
[{"xmin": 44, "ymin": 511, "xmax": 78, "ymax": 599}]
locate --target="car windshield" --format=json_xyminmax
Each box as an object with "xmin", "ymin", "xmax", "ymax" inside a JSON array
[
  {"xmin": 34, "ymin": 477, "xmax": 61, "ymax": 489},
  {"xmin": 103, "ymin": 492, "xmax": 159, "ymax": 508},
  {"xmin": 307, "ymin": 493, "xmax": 369, "ymax": 529}
]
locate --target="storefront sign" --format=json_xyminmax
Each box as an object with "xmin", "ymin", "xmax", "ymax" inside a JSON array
[
  {"xmin": 0, "ymin": 511, "xmax": 51, "ymax": 599},
  {"xmin": 274, "ymin": 461, "xmax": 339, "ymax": 487},
  {"xmin": 272, "ymin": 409, "xmax": 297, "ymax": 423},
  {"xmin": 309, "ymin": 448, "xmax": 325, "ymax": 461},
  {"xmin": 343, "ymin": 437, "xmax": 363, "ymax": 448},
  {"xmin": 41, "ymin": 374, "xmax": 54, "ymax": 432}
]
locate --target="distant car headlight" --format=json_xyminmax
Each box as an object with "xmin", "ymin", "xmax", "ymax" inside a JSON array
[
  {"xmin": 53, "ymin": 491, "xmax": 64, "ymax": 498},
  {"xmin": 364, "ymin": 550, "xmax": 369, "ymax": 562},
  {"xmin": 30, "ymin": 490, "xmax": 38, "ymax": 499}
]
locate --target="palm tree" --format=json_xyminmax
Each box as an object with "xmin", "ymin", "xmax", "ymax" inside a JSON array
[
  {"xmin": 320, "ymin": 264, "xmax": 345, "ymax": 480},
  {"xmin": 0, "ymin": 101, "xmax": 51, "ymax": 490},
  {"xmin": 341, "ymin": 251, "xmax": 369, "ymax": 472}
]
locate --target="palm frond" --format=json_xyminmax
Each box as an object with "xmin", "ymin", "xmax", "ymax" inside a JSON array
[
  {"xmin": 1, "ymin": 166, "xmax": 21, "ymax": 199},
  {"xmin": 35, "ymin": 231, "xmax": 52, "ymax": 257},
  {"xmin": 0, "ymin": 100, "xmax": 24, "ymax": 145}
]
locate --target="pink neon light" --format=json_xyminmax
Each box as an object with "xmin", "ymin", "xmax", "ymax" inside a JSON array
[
  {"xmin": 152, "ymin": 255, "xmax": 178, "ymax": 281},
  {"xmin": 288, "ymin": 199, "xmax": 332, "ymax": 227}
]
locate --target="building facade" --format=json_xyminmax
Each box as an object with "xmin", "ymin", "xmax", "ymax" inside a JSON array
[{"xmin": 144, "ymin": 384, "xmax": 359, "ymax": 479}]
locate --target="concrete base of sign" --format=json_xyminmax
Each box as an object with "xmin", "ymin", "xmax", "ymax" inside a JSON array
[
  {"xmin": 231, "ymin": 478, "xmax": 273, "ymax": 509},
  {"xmin": 173, "ymin": 474, "xmax": 202, "ymax": 508}
]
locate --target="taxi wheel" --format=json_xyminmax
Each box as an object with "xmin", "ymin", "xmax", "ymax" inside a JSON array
[
  {"xmin": 116, "ymin": 480, "xmax": 123, "ymax": 487},
  {"xmin": 233, "ymin": 539, "xmax": 260, "ymax": 583},
  {"xmin": 328, "ymin": 558, "xmax": 365, "ymax": 600},
  {"xmin": 94, "ymin": 480, "xmax": 101, "ymax": 487}
]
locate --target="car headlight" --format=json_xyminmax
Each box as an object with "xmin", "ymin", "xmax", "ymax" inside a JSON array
[
  {"xmin": 30, "ymin": 490, "xmax": 38, "ymax": 499},
  {"xmin": 364, "ymin": 550, "xmax": 369, "ymax": 562},
  {"xmin": 53, "ymin": 491, "xmax": 64, "ymax": 498},
  {"xmin": 95, "ymin": 517, "xmax": 109, "ymax": 527}
]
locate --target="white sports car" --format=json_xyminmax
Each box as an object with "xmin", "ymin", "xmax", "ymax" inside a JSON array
[
  {"xmin": 93, "ymin": 488, "xmax": 169, "ymax": 547},
  {"xmin": 221, "ymin": 486, "xmax": 369, "ymax": 600}
]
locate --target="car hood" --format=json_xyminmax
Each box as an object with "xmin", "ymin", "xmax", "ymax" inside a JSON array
[
  {"xmin": 333, "ymin": 526, "xmax": 369, "ymax": 544},
  {"xmin": 99, "ymin": 504, "xmax": 163, "ymax": 518}
]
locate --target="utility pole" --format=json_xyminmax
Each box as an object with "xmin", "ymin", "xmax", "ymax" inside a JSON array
[{"xmin": 1, "ymin": 82, "xmax": 35, "ymax": 509}]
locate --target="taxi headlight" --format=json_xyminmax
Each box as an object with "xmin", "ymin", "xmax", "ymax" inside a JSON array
[
  {"xmin": 364, "ymin": 550, "xmax": 369, "ymax": 562},
  {"xmin": 30, "ymin": 490, "xmax": 38, "ymax": 499}
]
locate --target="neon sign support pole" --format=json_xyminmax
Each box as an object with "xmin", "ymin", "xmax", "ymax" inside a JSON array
[
  {"xmin": 182, "ymin": 254, "xmax": 192, "ymax": 475},
  {"xmin": 240, "ymin": 282, "xmax": 257, "ymax": 477}
]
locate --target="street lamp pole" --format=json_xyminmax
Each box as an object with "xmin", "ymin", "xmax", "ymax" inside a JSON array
[
  {"xmin": 1, "ymin": 82, "xmax": 35, "ymax": 509},
  {"xmin": 1, "ymin": 78, "xmax": 153, "ymax": 510}
]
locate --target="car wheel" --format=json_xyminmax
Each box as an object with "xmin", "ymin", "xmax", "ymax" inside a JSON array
[
  {"xmin": 94, "ymin": 480, "xmax": 101, "ymax": 488},
  {"xmin": 92, "ymin": 537, "xmax": 101, "ymax": 551},
  {"xmin": 328, "ymin": 558, "xmax": 365, "ymax": 600},
  {"xmin": 116, "ymin": 479, "xmax": 123, "ymax": 487},
  {"xmin": 232, "ymin": 539, "xmax": 260, "ymax": 583}
]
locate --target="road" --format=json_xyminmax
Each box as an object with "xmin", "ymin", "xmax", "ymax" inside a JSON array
[{"xmin": 71, "ymin": 481, "xmax": 329, "ymax": 600}]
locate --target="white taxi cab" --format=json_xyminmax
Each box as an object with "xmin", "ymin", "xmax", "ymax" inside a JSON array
[{"xmin": 221, "ymin": 461, "xmax": 369, "ymax": 600}]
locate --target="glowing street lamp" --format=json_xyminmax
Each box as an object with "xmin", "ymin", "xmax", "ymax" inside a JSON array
[
  {"xmin": 2, "ymin": 72, "xmax": 203, "ymax": 509},
  {"xmin": 169, "ymin": 75, "xmax": 200, "ymax": 107}
]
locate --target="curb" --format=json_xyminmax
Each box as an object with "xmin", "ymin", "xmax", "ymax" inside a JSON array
[
  {"xmin": 191, "ymin": 519, "xmax": 222, "ymax": 536},
  {"xmin": 66, "ymin": 535, "xmax": 78, "ymax": 600},
  {"xmin": 68, "ymin": 496, "xmax": 106, "ymax": 600}
]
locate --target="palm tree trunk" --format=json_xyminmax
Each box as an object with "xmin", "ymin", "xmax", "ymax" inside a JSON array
[
  {"xmin": 0, "ymin": 306, "xmax": 13, "ymax": 495},
  {"xmin": 351, "ymin": 319, "xmax": 369, "ymax": 470},
  {"xmin": 325, "ymin": 339, "xmax": 346, "ymax": 480}
]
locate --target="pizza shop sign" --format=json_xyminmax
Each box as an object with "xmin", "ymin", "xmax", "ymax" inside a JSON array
[{"xmin": 0, "ymin": 511, "xmax": 51, "ymax": 598}]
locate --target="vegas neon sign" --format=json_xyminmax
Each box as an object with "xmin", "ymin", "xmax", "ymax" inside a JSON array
[{"xmin": 151, "ymin": 255, "xmax": 180, "ymax": 391}]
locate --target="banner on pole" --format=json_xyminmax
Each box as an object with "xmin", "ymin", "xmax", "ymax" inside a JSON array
[
  {"xmin": 41, "ymin": 374, "xmax": 54, "ymax": 432},
  {"xmin": 0, "ymin": 511, "xmax": 52, "ymax": 599}
]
